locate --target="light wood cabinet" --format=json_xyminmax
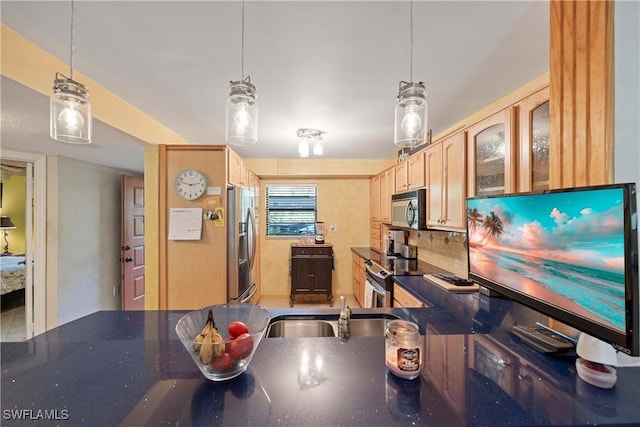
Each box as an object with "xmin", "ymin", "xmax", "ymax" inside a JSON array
[
  {"xmin": 227, "ymin": 148, "xmax": 246, "ymax": 187},
  {"xmin": 370, "ymin": 221, "xmax": 381, "ymax": 252},
  {"xmin": 394, "ymin": 152, "xmax": 425, "ymax": 193},
  {"xmin": 466, "ymin": 108, "xmax": 516, "ymax": 197},
  {"xmin": 380, "ymin": 167, "xmax": 394, "ymax": 224},
  {"xmin": 550, "ymin": 1, "xmax": 613, "ymax": 188},
  {"xmin": 352, "ymin": 252, "xmax": 366, "ymax": 307},
  {"xmin": 426, "ymin": 131, "xmax": 467, "ymax": 230},
  {"xmin": 393, "ymin": 284, "xmax": 427, "ymax": 308},
  {"xmin": 370, "ymin": 174, "xmax": 381, "ymax": 221},
  {"xmin": 517, "ymin": 87, "xmax": 550, "ymax": 193}
]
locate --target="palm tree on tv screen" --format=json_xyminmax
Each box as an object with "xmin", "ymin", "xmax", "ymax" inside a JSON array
[{"xmin": 468, "ymin": 209, "xmax": 504, "ymax": 247}]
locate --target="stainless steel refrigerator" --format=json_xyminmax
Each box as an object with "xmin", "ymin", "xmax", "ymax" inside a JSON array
[{"xmin": 227, "ymin": 186, "xmax": 257, "ymax": 303}]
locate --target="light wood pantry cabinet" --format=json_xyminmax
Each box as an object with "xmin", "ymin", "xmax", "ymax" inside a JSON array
[
  {"xmin": 395, "ymin": 152, "xmax": 425, "ymax": 193},
  {"xmin": 426, "ymin": 131, "xmax": 466, "ymax": 231},
  {"xmin": 380, "ymin": 167, "xmax": 394, "ymax": 224},
  {"xmin": 352, "ymin": 252, "xmax": 366, "ymax": 307},
  {"xmin": 517, "ymin": 87, "xmax": 550, "ymax": 193},
  {"xmin": 466, "ymin": 108, "xmax": 516, "ymax": 198}
]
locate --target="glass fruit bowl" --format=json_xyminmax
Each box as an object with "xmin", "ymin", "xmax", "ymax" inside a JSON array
[{"xmin": 176, "ymin": 304, "xmax": 271, "ymax": 381}]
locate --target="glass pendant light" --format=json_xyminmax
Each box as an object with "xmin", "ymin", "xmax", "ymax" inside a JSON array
[
  {"xmin": 50, "ymin": 0, "xmax": 92, "ymax": 144},
  {"xmin": 226, "ymin": 0, "xmax": 258, "ymax": 146},
  {"xmin": 394, "ymin": 0, "xmax": 427, "ymax": 148}
]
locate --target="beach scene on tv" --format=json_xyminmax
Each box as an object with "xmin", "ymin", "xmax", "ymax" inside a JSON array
[{"xmin": 467, "ymin": 188, "xmax": 627, "ymax": 333}]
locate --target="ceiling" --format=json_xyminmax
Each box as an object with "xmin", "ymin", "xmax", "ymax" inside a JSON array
[{"xmin": 1, "ymin": 1, "xmax": 549, "ymax": 174}]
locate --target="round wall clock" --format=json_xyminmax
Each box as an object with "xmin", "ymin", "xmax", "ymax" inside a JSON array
[{"xmin": 175, "ymin": 169, "xmax": 207, "ymax": 201}]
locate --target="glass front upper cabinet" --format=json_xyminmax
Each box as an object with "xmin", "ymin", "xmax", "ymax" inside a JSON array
[
  {"xmin": 518, "ymin": 87, "xmax": 550, "ymax": 192},
  {"xmin": 466, "ymin": 108, "xmax": 515, "ymax": 197}
]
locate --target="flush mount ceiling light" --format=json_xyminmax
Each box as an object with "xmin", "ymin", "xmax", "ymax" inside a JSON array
[
  {"xmin": 394, "ymin": 0, "xmax": 428, "ymax": 148},
  {"xmin": 297, "ymin": 129, "xmax": 325, "ymax": 158},
  {"xmin": 226, "ymin": 0, "xmax": 258, "ymax": 146},
  {"xmin": 50, "ymin": 0, "xmax": 92, "ymax": 144}
]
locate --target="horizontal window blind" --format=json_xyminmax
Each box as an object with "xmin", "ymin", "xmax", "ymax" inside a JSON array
[{"xmin": 266, "ymin": 185, "xmax": 317, "ymax": 237}]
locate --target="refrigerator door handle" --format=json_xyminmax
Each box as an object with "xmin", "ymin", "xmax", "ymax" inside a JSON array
[
  {"xmin": 240, "ymin": 283, "xmax": 257, "ymax": 303},
  {"xmin": 246, "ymin": 207, "xmax": 257, "ymax": 270}
]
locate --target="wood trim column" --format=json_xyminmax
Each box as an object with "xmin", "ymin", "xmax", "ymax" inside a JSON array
[{"xmin": 549, "ymin": 0, "xmax": 614, "ymax": 188}]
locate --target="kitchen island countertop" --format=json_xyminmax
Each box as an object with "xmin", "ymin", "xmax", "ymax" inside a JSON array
[{"xmin": 2, "ymin": 283, "xmax": 640, "ymax": 425}]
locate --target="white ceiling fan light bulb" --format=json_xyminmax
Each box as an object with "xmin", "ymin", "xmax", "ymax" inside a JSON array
[{"xmin": 226, "ymin": 78, "xmax": 258, "ymax": 146}]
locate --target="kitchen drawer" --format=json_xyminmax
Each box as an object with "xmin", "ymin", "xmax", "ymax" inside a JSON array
[
  {"xmin": 291, "ymin": 246, "xmax": 333, "ymax": 257},
  {"xmin": 393, "ymin": 284, "xmax": 427, "ymax": 308},
  {"xmin": 369, "ymin": 228, "xmax": 381, "ymax": 240}
]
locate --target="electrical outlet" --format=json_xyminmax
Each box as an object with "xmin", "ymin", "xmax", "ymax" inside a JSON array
[
  {"xmin": 113, "ymin": 285, "xmax": 119, "ymax": 297},
  {"xmin": 330, "ymin": 224, "xmax": 337, "ymax": 232}
]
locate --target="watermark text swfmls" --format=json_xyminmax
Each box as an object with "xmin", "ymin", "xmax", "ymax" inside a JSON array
[{"xmin": 2, "ymin": 409, "xmax": 70, "ymax": 421}]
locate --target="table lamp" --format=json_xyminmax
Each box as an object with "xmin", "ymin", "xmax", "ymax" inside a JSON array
[{"xmin": 0, "ymin": 216, "xmax": 16, "ymax": 256}]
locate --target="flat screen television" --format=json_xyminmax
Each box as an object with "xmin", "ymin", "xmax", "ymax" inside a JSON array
[{"xmin": 466, "ymin": 183, "xmax": 639, "ymax": 356}]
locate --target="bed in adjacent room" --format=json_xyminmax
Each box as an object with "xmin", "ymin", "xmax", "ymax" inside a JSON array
[{"xmin": 1, "ymin": 255, "xmax": 26, "ymax": 300}]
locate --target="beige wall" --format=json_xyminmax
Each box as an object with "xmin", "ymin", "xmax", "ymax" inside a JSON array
[
  {"xmin": 259, "ymin": 178, "xmax": 370, "ymax": 300},
  {"xmin": 0, "ymin": 172, "xmax": 26, "ymax": 255}
]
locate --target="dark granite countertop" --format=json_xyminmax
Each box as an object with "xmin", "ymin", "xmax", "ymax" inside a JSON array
[{"xmin": 2, "ymin": 286, "xmax": 640, "ymax": 425}]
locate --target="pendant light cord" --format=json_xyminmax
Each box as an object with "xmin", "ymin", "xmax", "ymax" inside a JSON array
[
  {"xmin": 69, "ymin": 0, "xmax": 75, "ymax": 80},
  {"xmin": 409, "ymin": 0, "xmax": 414, "ymax": 82},
  {"xmin": 241, "ymin": 0, "xmax": 245, "ymax": 80}
]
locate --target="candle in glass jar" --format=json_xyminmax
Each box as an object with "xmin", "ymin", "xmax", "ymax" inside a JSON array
[{"xmin": 385, "ymin": 320, "xmax": 421, "ymax": 380}]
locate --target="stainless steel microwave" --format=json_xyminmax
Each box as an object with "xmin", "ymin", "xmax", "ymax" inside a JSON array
[{"xmin": 391, "ymin": 189, "xmax": 427, "ymax": 230}]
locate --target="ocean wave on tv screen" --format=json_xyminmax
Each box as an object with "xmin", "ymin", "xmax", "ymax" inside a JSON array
[{"xmin": 479, "ymin": 249, "xmax": 625, "ymax": 331}]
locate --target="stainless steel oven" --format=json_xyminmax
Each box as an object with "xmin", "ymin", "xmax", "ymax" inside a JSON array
[{"xmin": 364, "ymin": 260, "xmax": 393, "ymax": 308}]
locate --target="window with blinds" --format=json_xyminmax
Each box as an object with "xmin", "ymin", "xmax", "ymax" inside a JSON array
[{"xmin": 265, "ymin": 185, "xmax": 317, "ymax": 237}]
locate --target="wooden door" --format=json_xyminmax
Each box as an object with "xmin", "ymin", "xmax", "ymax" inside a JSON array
[{"xmin": 122, "ymin": 175, "xmax": 145, "ymax": 310}]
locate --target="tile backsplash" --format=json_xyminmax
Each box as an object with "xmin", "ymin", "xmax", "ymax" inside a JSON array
[{"xmin": 408, "ymin": 230, "xmax": 468, "ymax": 278}]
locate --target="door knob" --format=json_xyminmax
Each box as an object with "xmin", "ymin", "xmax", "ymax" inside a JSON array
[
  {"xmin": 125, "ymin": 257, "xmax": 133, "ymax": 262},
  {"xmin": 122, "ymin": 245, "xmax": 131, "ymax": 251}
]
